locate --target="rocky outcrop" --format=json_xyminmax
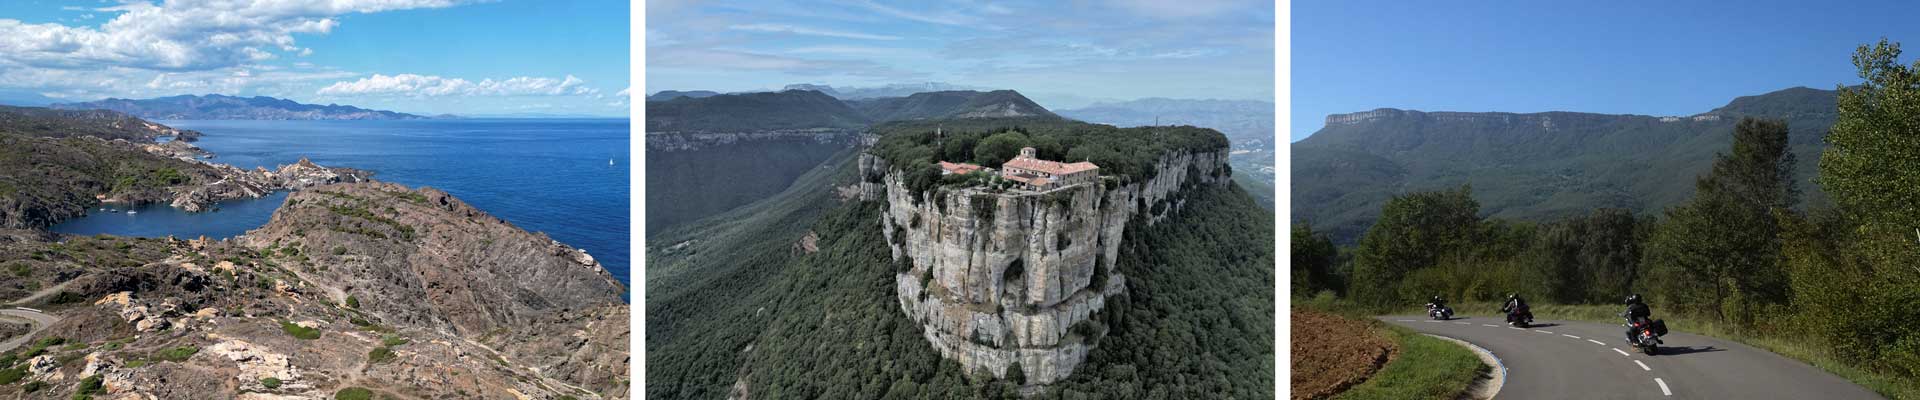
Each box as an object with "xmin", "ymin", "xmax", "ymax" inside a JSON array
[
  {"xmin": 238, "ymin": 182, "xmax": 627, "ymax": 396},
  {"xmin": 164, "ymin": 156, "xmax": 372, "ymax": 212},
  {"xmin": 863, "ymin": 148, "xmax": 1230, "ymax": 385}
]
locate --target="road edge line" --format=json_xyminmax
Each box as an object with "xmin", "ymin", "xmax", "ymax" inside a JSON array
[{"xmin": 1422, "ymin": 333, "xmax": 1505, "ymax": 400}]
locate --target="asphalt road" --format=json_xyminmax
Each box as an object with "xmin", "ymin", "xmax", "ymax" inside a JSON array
[
  {"xmin": 0, "ymin": 308, "xmax": 59, "ymax": 353},
  {"xmin": 1381, "ymin": 315, "xmax": 1883, "ymax": 399}
]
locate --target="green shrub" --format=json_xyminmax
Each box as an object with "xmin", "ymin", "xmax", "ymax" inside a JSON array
[
  {"xmin": 0, "ymin": 366, "xmax": 26, "ymax": 384},
  {"xmin": 260, "ymin": 377, "xmax": 281, "ymax": 389},
  {"xmin": 74, "ymin": 374, "xmax": 103, "ymax": 397},
  {"xmin": 381, "ymin": 335, "xmax": 409, "ymax": 347},
  {"xmin": 154, "ymin": 346, "xmax": 198, "ymax": 362},
  {"xmin": 281, "ymin": 321, "xmax": 321, "ymax": 340},
  {"xmin": 7, "ymin": 262, "xmax": 28, "ymax": 277},
  {"xmin": 367, "ymin": 346, "xmax": 396, "ymax": 364},
  {"xmin": 345, "ymin": 295, "xmax": 360, "ymax": 309},
  {"xmin": 335, "ymin": 387, "xmax": 374, "ymax": 400},
  {"xmin": 21, "ymin": 380, "xmax": 43, "ymax": 392},
  {"xmin": 331, "ymin": 246, "xmax": 347, "ymax": 256}
]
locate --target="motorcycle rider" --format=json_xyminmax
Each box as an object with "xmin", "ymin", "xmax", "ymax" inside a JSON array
[
  {"xmin": 1624, "ymin": 294, "xmax": 1653, "ymax": 343},
  {"xmin": 1500, "ymin": 293, "xmax": 1530, "ymax": 323},
  {"xmin": 1426, "ymin": 295, "xmax": 1449, "ymax": 317}
]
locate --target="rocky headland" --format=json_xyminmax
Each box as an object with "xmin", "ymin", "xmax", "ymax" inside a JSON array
[
  {"xmin": 0, "ymin": 106, "xmax": 628, "ymax": 399},
  {"xmin": 0, "ymin": 182, "xmax": 627, "ymax": 399}
]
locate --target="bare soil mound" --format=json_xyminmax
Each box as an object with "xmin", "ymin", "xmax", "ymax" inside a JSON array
[{"xmin": 1291, "ymin": 310, "xmax": 1397, "ymax": 400}]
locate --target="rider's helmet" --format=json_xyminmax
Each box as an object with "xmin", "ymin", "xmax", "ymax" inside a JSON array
[
  {"xmin": 1508, "ymin": 293, "xmax": 1518, "ymax": 301},
  {"xmin": 1431, "ymin": 295, "xmax": 1442, "ymax": 303},
  {"xmin": 1625, "ymin": 294, "xmax": 1642, "ymax": 305}
]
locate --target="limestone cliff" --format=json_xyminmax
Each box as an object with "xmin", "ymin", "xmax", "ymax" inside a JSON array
[{"xmin": 861, "ymin": 148, "xmax": 1231, "ymax": 385}]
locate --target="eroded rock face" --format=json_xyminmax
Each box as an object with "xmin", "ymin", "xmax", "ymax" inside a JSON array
[
  {"xmin": 864, "ymin": 149, "xmax": 1230, "ymax": 385},
  {"xmin": 238, "ymin": 182, "xmax": 628, "ymax": 396}
]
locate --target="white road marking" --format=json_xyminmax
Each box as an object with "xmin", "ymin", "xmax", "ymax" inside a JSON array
[
  {"xmin": 1613, "ymin": 348, "xmax": 1631, "ymax": 356},
  {"xmin": 1587, "ymin": 339, "xmax": 1607, "ymax": 346},
  {"xmin": 1534, "ymin": 329, "xmax": 1553, "ymax": 334},
  {"xmin": 1635, "ymin": 360, "xmax": 1651, "ymax": 371},
  {"xmin": 1454, "ymin": 322, "xmax": 1472, "ymax": 325},
  {"xmin": 1508, "ymin": 327, "xmax": 1524, "ymax": 330},
  {"xmin": 1483, "ymin": 324, "xmax": 1500, "ymax": 327},
  {"xmin": 1396, "ymin": 319, "xmax": 1415, "ymax": 322},
  {"xmin": 1425, "ymin": 320, "xmax": 1442, "ymax": 323},
  {"xmin": 1563, "ymin": 334, "xmax": 1582, "ymax": 339},
  {"xmin": 1656, "ymin": 378, "xmax": 1673, "ymax": 396}
]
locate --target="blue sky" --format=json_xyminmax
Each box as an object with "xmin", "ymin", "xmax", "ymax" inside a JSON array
[
  {"xmin": 646, "ymin": 0, "xmax": 1274, "ymax": 110},
  {"xmin": 0, "ymin": 0, "xmax": 629, "ymax": 116},
  {"xmin": 1293, "ymin": 1, "xmax": 1920, "ymax": 141}
]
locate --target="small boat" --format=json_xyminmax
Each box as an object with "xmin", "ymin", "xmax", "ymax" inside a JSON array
[
  {"xmin": 609, "ymin": 159, "xmax": 615, "ymax": 166},
  {"xmin": 126, "ymin": 210, "xmax": 138, "ymax": 214}
]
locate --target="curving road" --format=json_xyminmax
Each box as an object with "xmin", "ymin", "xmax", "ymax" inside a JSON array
[
  {"xmin": 1381, "ymin": 315, "xmax": 1882, "ymax": 399},
  {"xmin": 0, "ymin": 308, "xmax": 58, "ymax": 353}
]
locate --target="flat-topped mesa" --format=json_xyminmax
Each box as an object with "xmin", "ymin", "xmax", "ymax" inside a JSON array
[{"xmin": 859, "ymin": 144, "xmax": 1231, "ymax": 386}]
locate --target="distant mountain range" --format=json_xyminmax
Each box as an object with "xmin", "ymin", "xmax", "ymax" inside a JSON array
[
  {"xmin": 645, "ymin": 90, "xmax": 721, "ymax": 102},
  {"xmin": 781, "ymin": 82, "xmax": 983, "ymax": 100},
  {"xmin": 643, "ymin": 89, "xmax": 1058, "ymax": 132},
  {"xmin": 1058, "ymin": 98, "xmax": 1274, "ymax": 145},
  {"xmin": 1292, "ymin": 86, "xmax": 1837, "ymax": 243},
  {"xmin": 52, "ymin": 94, "xmax": 428, "ymax": 120}
]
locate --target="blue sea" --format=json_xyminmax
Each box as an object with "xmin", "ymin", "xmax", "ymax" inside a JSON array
[{"xmin": 49, "ymin": 119, "xmax": 631, "ymax": 287}]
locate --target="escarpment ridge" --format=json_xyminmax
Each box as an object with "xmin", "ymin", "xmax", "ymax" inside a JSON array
[{"xmin": 860, "ymin": 129, "xmax": 1232, "ymax": 386}]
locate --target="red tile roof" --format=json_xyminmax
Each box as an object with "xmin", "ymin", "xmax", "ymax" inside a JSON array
[
  {"xmin": 938, "ymin": 161, "xmax": 983, "ymax": 174},
  {"xmin": 1003, "ymin": 157, "xmax": 1098, "ymax": 175}
]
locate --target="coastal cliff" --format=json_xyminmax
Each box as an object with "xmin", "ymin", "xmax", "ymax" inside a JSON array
[
  {"xmin": 862, "ymin": 148, "xmax": 1231, "ymax": 385},
  {"xmin": 0, "ymin": 182, "xmax": 627, "ymax": 399}
]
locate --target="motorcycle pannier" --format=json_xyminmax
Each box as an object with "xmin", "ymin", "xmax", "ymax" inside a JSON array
[{"xmin": 1651, "ymin": 319, "xmax": 1669, "ymax": 336}]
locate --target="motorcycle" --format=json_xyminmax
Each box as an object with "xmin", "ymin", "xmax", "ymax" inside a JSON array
[
  {"xmin": 1504, "ymin": 303, "xmax": 1533, "ymax": 328},
  {"xmin": 1426, "ymin": 303, "xmax": 1453, "ymax": 320},
  {"xmin": 1625, "ymin": 315, "xmax": 1667, "ymax": 355}
]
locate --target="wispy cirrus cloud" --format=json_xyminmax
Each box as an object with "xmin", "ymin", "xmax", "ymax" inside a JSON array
[
  {"xmin": 728, "ymin": 23, "xmax": 901, "ymax": 40},
  {"xmin": 650, "ymin": 47, "xmax": 921, "ymax": 79},
  {"xmin": 317, "ymin": 74, "xmax": 599, "ymax": 97}
]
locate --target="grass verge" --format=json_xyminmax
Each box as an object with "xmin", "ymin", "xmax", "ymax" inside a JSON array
[
  {"xmin": 1401, "ymin": 301, "xmax": 1920, "ymax": 400},
  {"xmin": 1333, "ymin": 324, "xmax": 1487, "ymax": 400}
]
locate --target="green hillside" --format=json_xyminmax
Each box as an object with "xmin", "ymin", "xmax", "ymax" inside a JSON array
[
  {"xmin": 647, "ymin": 128, "xmax": 1273, "ymax": 399},
  {"xmin": 644, "ymin": 90, "xmax": 871, "ymax": 132},
  {"xmin": 848, "ymin": 90, "xmax": 1060, "ymax": 121},
  {"xmin": 1291, "ymin": 87, "xmax": 1837, "ymax": 243}
]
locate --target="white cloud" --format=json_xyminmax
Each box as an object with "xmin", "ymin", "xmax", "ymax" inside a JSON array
[
  {"xmin": 728, "ymin": 23, "xmax": 901, "ymax": 41},
  {"xmin": 616, "ymin": 87, "xmax": 631, "ymax": 97},
  {"xmin": 0, "ymin": 0, "xmax": 475, "ymax": 71},
  {"xmin": 317, "ymin": 74, "xmax": 600, "ymax": 97}
]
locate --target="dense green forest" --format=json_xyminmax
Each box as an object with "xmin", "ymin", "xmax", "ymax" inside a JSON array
[
  {"xmin": 1294, "ymin": 40, "xmax": 1920, "ymax": 393},
  {"xmin": 643, "ymin": 136, "xmax": 850, "ymax": 233},
  {"xmin": 870, "ymin": 117, "xmax": 1229, "ymax": 186},
  {"xmin": 1292, "ymin": 85, "xmax": 1838, "ymax": 244},
  {"xmin": 649, "ymin": 120, "xmax": 1272, "ymax": 398},
  {"xmin": 847, "ymin": 90, "xmax": 1060, "ymax": 121},
  {"xmin": 644, "ymin": 90, "xmax": 872, "ymax": 132}
]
